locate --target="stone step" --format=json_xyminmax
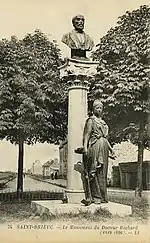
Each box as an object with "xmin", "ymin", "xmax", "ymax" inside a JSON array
[{"xmin": 31, "ymin": 200, "xmax": 132, "ymax": 217}]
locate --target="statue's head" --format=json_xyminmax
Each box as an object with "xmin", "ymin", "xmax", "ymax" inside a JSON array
[
  {"xmin": 93, "ymin": 99, "xmax": 103, "ymax": 117},
  {"xmin": 72, "ymin": 15, "xmax": 85, "ymax": 33}
]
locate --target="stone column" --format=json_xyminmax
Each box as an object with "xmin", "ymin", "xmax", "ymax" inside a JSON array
[
  {"xmin": 59, "ymin": 144, "xmax": 63, "ymax": 178},
  {"xmin": 66, "ymin": 78, "xmax": 88, "ymax": 203},
  {"xmin": 59, "ymin": 58, "xmax": 98, "ymax": 204}
]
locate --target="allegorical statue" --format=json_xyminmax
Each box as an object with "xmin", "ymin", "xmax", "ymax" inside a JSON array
[
  {"xmin": 75, "ymin": 100, "xmax": 116, "ymax": 206},
  {"xmin": 62, "ymin": 14, "xmax": 94, "ymax": 59}
]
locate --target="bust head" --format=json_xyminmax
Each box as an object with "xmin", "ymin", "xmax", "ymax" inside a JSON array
[
  {"xmin": 72, "ymin": 15, "xmax": 85, "ymax": 33},
  {"xmin": 62, "ymin": 14, "xmax": 94, "ymax": 59}
]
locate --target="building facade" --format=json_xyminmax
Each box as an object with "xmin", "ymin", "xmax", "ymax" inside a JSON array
[
  {"xmin": 42, "ymin": 158, "xmax": 59, "ymax": 179},
  {"xmin": 29, "ymin": 160, "xmax": 42, "ymax": 175},
  {"xmin": 112, "ymin": 161, "xmax": 150, "ymax": 190}
]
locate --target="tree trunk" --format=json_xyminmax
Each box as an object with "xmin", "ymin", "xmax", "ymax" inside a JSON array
[
  {"xmin": 17, "ymin": 138, "xmax": 24, "ymax": 195},
  {"xmin": 135, "ymin": 121, "xmax": 144, "ymax": 197},
  {"xmin": 148, "ymin": 85, "xmax": 150, "ymax": 145}
]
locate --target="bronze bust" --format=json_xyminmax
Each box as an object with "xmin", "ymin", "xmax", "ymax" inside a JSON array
[{"xmin": 62, "ymin": 15, "xmax": 94, "ymax": 59}]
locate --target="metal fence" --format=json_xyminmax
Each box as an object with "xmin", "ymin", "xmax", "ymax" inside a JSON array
[{"xmin": 0, "ymin": 190, "xmax": 64, "ymax": 202}]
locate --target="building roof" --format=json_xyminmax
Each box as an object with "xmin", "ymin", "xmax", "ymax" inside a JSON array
[
  {"xmin": 42, "ymin": 160, "xmax": 54, "ymax": 167},
  {"xmin": 50, "ymin": 158, "xmax": 59, "ymax": 170},
  {"xmin": 42, "ymin": 158, "xmax": 59, "ymax": 169}
]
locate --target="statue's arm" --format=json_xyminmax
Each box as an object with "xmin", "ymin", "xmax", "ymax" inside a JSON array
[
  {"xmin": 107, "ymin": 140, "xmax": 113, "ymax": 152},
  {"xmin": 83, "ymin": 118, "xmax": 92, "ymax": 153},
  {"xmin": 104, "ymin": 125, "xmax": 116, "ymax": 158}
]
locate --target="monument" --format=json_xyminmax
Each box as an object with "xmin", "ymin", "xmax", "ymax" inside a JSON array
[{"xmin": 31, "ymin": 15, "xmax": 132, "ymax": 217}]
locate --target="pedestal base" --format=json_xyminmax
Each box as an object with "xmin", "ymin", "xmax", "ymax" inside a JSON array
[
  {"xmin": 65, "ymin": 189, "xmax": 84, "ymax": 204},
  {"xmin": 31, "ymin": 200, "xmax": 132, "ymax": 217}
]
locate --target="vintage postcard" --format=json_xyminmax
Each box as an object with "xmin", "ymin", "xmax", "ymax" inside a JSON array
[{"xmin": 0, "ymin": 0, "xmax": 149, "ymax": 242}]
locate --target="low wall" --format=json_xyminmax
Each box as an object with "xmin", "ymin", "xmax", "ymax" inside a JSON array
[{"xmin": 112, "ymin": 161, "xmax": 150, "ymax": 190}]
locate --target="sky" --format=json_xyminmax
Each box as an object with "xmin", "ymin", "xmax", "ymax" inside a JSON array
[
  {"xmin": 0, "ymin": 0, "xmax": 149, "ymax": 171},
  {"xmin": 0, "ymin": 0, "xmax": 149, "ymax": 57},
  {"xmin": 0, "ymin": 141, "xmax": 59, "ymax": 171}
]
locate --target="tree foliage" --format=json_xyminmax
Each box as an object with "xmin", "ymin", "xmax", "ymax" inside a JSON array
[
  {"xmin": 0, "ymin": 30, "xmax": 67, "ymax": 145},
  {"xmin": 91, "ymin": 5, "xmax": 150, "ymax": 148}
]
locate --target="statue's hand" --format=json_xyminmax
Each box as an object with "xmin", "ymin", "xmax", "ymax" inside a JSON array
[
  {"xmin": 111, "ymin": 149, "xmax": 115, "ymax": 156},
  {"xmin": 109, "ymin": 150, "xmax": 116, "ymax": 160},
  {"xmin": 83, "ymin": 147, "xmax": 88, "ymax": 155}
]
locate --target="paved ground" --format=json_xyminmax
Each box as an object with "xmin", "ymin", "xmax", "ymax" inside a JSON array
[
  {"xmin": 43, "ymin": 178, "xmax": 67, "ymax": 187},
  {"xmin": 1, "ymin": 176, "xmax": 63, "ymax": 192}
]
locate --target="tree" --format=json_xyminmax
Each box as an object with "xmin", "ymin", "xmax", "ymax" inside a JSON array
[
  {"xmin": 0, "ymin": 30, "xmax": 67, "ymax": 194},
  {"xmin": 91, "ymin": 5, "xmax": 149, "ymax": 196}
]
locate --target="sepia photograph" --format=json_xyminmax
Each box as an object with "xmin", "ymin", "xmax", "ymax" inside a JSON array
[{"xmin": 0, "ymin": 0, "xmax": 149, "ymax": 242}]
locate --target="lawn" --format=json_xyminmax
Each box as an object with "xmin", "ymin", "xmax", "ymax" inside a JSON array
[
  {"xmin": 0, "ymin": 201, "xmax": 149, "ymax": 224},
  {"xmin": 0, "ymin": 172, "xmax": 15, "ymax": 180}
]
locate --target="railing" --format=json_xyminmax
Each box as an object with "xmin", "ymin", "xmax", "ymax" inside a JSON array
[{"xmin": 0, "ymin": 190, "xmax": 64, "ymax": 202}]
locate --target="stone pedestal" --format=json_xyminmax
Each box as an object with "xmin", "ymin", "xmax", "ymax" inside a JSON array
[
  {"xmin": 59, "ymin": 58, "xmax": 98, "ymax": 203},
  {"xmin": 31, "ymin": 200, "xmax": 132, "ymax": 217}
]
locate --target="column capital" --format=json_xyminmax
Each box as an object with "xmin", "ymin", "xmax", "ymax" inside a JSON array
[
  {"xmin": 67, "ymin": 77, "xmax": 89, "ymax": 91},
  {"xmin": 59, "ymin": 58, "xmax": 98, "ymax": 79}
]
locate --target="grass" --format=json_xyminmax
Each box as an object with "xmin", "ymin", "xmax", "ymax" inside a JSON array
[
  {"xmin": 0, "ymin": 201, "xmax": 149, "ymax": 224},
  {"xmin": 0, "ymin": 187, "xmax": 149, "ymax": 224},
  {"xmin": 0, "ymin": 172, "xmax": 15, "ymax": 180},
  {"xmin": 0, "ymin": 173, "xmax": 16, "ymax": 189},
  {"xmin": 0, "ymin": 202, "xmax": 33, "ymax": 223},
  {"xmin": 39, "ymin": 207, "xmax": 113, "ymax": 222},
  {"xmin": 39, "ymin": 204, "xmax": 149, "ymax": 224}
]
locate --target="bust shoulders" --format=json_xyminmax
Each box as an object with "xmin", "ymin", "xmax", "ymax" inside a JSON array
[{"xmin": 62, "ymin": 29, "xmax": 94, "ymax": 51}]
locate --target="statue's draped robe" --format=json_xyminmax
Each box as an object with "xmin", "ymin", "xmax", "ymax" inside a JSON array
[
  {"xmin": 83, "ymin": 116, "xmax": 109, "ymax": 202},
  {"xmin": 62, "ymin": 29, "xmax": 94, "ymax": 51}
]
